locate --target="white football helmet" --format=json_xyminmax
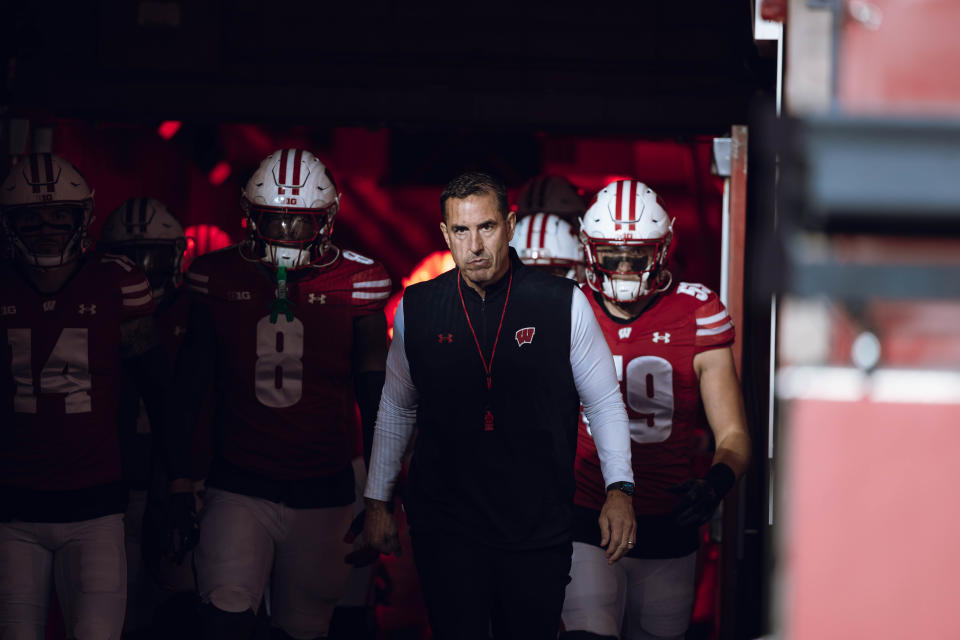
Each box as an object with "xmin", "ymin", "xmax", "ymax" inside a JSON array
[
  {"xmin": 580, "ymin": 179, "xmax": 674, "ymax": 304},
  {"xmin": 240, "ymin": 149, "xmax": 340, "ymax": 269},
  {"xmin": 510, "ymin": 213, "xmax": 584, "ymax": 282},
  {"xmin": 100, "ymin": 197, "xmax": 187, "ymax": 298},
  {"xmin": 515, "ymin": 175, "xmax": 586, "ymax": 225},
  {"xmin": 0, "ymin": 153, "xmax": 94, "ymax": 267}
]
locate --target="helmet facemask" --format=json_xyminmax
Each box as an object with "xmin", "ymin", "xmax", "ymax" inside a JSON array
[
  {"xmin": 584, "ymin": 237, "xmax": 671, "ymax": 304},
  {"xmin": 245, "ymin": 203, "xmax": 337, "ymax": 269},
  {"xmin": 2, "ymin": 203, "xmax": 92, "ymax": 268}
]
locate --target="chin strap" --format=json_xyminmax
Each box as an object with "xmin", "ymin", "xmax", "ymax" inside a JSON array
[{"xmin": 269, "ymin": 265, "xmax": 294, "ymax": 323}]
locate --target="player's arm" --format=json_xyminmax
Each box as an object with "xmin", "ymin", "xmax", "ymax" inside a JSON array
[
  {"xmin": 694, "ymin": 346, "xmax": 751, "ymax": 478},
  {"xmin": 667, "ymin": 346, "xmax": 752, "ymax": 528},
  {"xmin": 1, "ymin": 322, "xmax": 12, "ymax": 415},
  {"xmin": 163, "ymin": 299, "xmax": 217, "ymax": 492},
  {"xmin": 569, "ymin": 287, "xmax": 636, "ymax": 563},
  {"xmin": 362, "ymin": 299, "xmax": 418, "ymax": 556},
  {"xmin": 120, "ymin": 315, "xmax": 170, "ymax": 453},
  {"xmin": 352, "ymin": 311, "xmax": 388, "ymax": 467}
]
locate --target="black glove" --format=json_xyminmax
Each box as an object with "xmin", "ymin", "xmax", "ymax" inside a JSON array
[
  {"xmin": 168, "ymin": 491, "xmax": 200, "ymax": 564},
  {"xmin": 667, "ymin": 463, "xmax": 736, "ymax": 528}
]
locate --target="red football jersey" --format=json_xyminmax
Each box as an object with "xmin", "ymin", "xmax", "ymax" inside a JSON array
[
  {"xmin": 0, "ymin": 253, "xmax": 155, "ymax": 490},
  {"xmin": 183, "ymin": 246, "xmax": 391, "ymax": 479},
  {"xmin": 574, "ymin": 281, "xmax": 735, "ymax": 514}
]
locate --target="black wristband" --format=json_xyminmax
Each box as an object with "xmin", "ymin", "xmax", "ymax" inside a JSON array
[{"xmin": 704, "ymin": 463, "xmax": 736, "ymax": 499}]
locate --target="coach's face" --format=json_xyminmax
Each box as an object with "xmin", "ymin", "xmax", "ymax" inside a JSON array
[{"xmin": 441, "ymin": 192, "xmax": 516, "ymax": 296}]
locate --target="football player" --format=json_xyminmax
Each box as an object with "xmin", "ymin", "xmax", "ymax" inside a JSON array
[
  {"xmin": 561, "ymin": 180, "xmax": 751, "ymax": 640},
  {"xmin": 514, "ymin": 174, "xmax": 586, "ymax": 226},
  {"xmin": 0, "ymin": 153, "xmax": 168, "ymax": 639},
  {"xmin": 164, "ymin": 149, "xmax": 390, "ymax": 640},
  {"xmin": 98, "ymin": 197, "xmax": 197, "ymax": 634},
  {"xmin": 509, "ymin": 212, "xmax": 585, "ymax": 281}
]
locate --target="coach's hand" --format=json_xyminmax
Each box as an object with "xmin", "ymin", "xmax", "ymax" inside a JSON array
[
  {"xmin": 351, "ymin": 498, "xmax": 401, "ymax": 562},
  {"xmin": 598, "ymin": 490, "xmax": 636, "ymax": 564}
]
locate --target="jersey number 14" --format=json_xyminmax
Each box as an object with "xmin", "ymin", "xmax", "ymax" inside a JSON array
[{"xmin": 7, "ymin": 328, "xmax": 93, "ymax": 414}]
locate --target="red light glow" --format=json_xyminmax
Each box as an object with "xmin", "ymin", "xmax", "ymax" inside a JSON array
[
  {"xmin": 386, "ymin": 250, "xmax": 455, "ymax": 339},
  {"xmin": 182, "ymin": 224, "xmax": 233, "ymax": 272},
  {"xmin": 208, "ymin": 161, "xmax": 232, "ymax": 186},
  {"xmin": 157, "ymin": 120, "xmax": 182, "ymax": 140}
]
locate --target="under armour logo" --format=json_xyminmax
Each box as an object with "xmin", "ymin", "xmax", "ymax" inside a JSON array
[
  {"xmin": 43, "ymin": 300, "xmax": 56, "ymax": 312},
  {"xmin": 308, "ymin": 293, "xmax": 327, "ymax": 304},
  {"xmin": 652, "ymin": 332, "xmax": 670, "ymax": 343},
  {"xmin": 78, "ymin": 304, "xmax": 97, "ymax": 315},
  {"xmin": 173, "ymin": 325, "xmax": 186, "ymax": 337},
  {"xmin": 437, "ymin": 333, "xmax": 453, "ymax": 343},
  {"xmin": 618, "ymin": 327, "xmax": 632, "ymax": 340},
  {"xmin": 515, "ymin": 327, "xmax": 536, "ymax": 346}
]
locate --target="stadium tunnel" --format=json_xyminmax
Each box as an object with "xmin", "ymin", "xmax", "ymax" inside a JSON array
[{"xmin": 4, "ymin": 1, "xmax": 960, "ymax": 639}]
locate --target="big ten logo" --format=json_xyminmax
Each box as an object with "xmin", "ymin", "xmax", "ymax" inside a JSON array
[{"xmin": 228, "ymin": 291, "xmax": 252, "ymax": 301}]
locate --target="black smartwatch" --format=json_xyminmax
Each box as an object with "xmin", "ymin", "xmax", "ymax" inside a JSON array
[{"xmin": 606, "ymin": 481, "xmax": 635, "ymax": 496}]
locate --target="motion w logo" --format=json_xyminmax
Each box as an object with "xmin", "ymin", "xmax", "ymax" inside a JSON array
[{"xmin": 515, "ymin": 327, "xmax": 536, "ymax": 347}]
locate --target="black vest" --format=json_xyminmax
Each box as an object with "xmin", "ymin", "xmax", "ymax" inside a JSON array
[{"xmin": 402, "ymin": 251, "xmax": 580, "ymax": 549}]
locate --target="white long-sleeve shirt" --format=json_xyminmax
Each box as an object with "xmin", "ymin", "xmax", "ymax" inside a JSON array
[{"xmin": 365, "ymin": 286, "xmax": 633, "ymax": 502}]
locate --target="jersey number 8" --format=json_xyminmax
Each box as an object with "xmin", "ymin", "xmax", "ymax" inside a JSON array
[{"xmin": 255, "ymin": 315, "xmax": 304, "ymax": 408}]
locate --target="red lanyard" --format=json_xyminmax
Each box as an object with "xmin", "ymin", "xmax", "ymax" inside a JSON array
[{"xmin": 457, "ymin": 264, "xmax": 513, "ymax": 392}]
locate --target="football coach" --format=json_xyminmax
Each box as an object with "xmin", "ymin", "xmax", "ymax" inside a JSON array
[{"xmin": 363, "ymin": 171, "xmax": 636, "ymax": 639}]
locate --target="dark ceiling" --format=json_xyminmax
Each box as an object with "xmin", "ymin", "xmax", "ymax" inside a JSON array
[{"xmin": 3, "ymin": 0, "xmax": 773, "ymax": 134}]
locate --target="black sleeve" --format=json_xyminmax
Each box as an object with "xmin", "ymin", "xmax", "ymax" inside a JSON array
[
  {"xmin": 120, "ymin": 344, "xmax": 169, "ymax": 485},
  {"xmin": 162, "ymin": 299, "xmax": 217, "ymax": 481},
  {"xmin": 1, "ymin": 324, "xmax": 13, "ymax": 418},
  {"xmin": 354, "ymin": 370, "xmax": 386, "ymax": 467}
]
